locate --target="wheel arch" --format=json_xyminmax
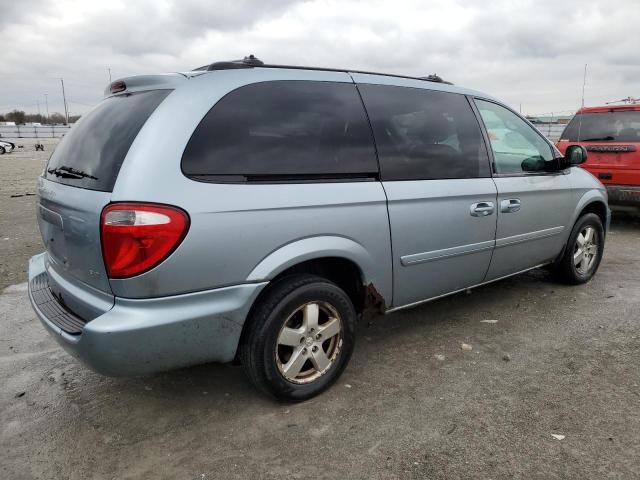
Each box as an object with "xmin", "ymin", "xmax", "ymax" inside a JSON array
[
  {"xmin": 235, "ymin": 237, "xmax": 390, "ymax": 363},
  {"xmin": 246, "ymin": 235, "xmax": 390, "ymax": 307},
  {"xmin": 577, "ymin": 199, "xmax": 608, "ymax": 232},
  {"xmin": 571, "ymin": 190, "xmax": 609, "ymax": 230},
  {"xmin": 554, "ymin": 192, "xmax": 609, "ymax": 264}
]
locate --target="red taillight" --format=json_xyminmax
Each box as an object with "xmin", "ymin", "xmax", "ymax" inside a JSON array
[
  {"xmin": 110, "ymin": 80, "xmax": 127, "ymax": 94},
  {"xmin": 101, "ymin": 203, "xmax": 189, "ymax": 279}
]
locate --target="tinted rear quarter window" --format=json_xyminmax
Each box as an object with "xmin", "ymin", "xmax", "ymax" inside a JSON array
[
  {"xmin": 182, "ymin": 81, "xmax": 377, "ymax": 181},
  {"xmin": 562, "ymin": 111, "xmax": 640, "ymax": 142},
  {"xmin": 358, "ymin": 84, "xmax": 490, "ymax": 181},
  {"xmin": 46, "ymin": 89, "xmax": 171, "ymax": 192}
]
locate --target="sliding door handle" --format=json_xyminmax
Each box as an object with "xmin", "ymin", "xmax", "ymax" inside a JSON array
[
  {"xmin": 500, "ymin": 198, "xmax": 521, "ymax": 213},
  {"xmin": 470, "ymin": 202, "xmax": 495, "ymax": 217}
]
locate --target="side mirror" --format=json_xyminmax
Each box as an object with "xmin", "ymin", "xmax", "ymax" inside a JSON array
[
  {"xmin": 521, "ymin": 156, "xmax": 546, "ymax": 172},
  {"xmin": 564, "ymin": 145, "xmax": 588, "ymax": 167}
]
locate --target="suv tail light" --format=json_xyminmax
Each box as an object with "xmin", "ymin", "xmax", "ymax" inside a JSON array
[{"xmin": 101, "ymin": 203, "xmax": 189, "ymax": 279}]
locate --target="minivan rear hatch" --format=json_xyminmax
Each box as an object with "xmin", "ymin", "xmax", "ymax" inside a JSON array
[{"xmin": 39, "ymin": 89, "xmax": 172, "ymax": 296}]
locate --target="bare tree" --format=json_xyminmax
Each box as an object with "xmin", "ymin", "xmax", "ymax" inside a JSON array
[
  {"xmin": 6, "ymin": 110, "xmax": 26, "ymax": 124},
  {"xmin": 49, "ymin": 112, "xmax": 66, "ymax": 124}
]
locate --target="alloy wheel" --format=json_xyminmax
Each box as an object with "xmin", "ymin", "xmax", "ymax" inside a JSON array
[
  {"xmin": 573, "ymin": 226, "xmax": 599, "ymax": 275},
  {"xmin": 275, "ymin": 301, "xmax": 343, "ymax": 384}
]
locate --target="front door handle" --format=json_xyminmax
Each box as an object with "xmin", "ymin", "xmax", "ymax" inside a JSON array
[
  {"xmin": 500, "ymin": 198, "xmax": 521, "ymax": 213},
  {"xmin": 470, "ymin": 202, "xmax": 495, "ymax": 217}
]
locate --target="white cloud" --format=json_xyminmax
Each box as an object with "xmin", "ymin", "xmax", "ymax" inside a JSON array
[{"xmin": 1, "ymin": 0, "xmax": 638, "ymax": 116}]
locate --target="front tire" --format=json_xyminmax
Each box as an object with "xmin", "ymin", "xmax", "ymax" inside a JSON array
[
  {"xmin": 239, "ymin": 274, "xmax": 356, "ymax": 402},
  {"xmin": 552, "ymin": 213, "xmax": 604, "ymax": 284}
]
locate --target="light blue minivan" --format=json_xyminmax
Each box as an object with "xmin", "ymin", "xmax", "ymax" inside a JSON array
[{"xmin": 29, "ymin": 56, "xmax": 609, "ymax": 401}]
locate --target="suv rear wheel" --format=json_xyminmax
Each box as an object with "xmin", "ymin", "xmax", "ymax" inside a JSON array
[
  {"xmin": 552, "ymin": 213, "xmax": 604, "ymax": 284},
  {"xmin": 239, "ymin": 274, "xmax": 356, "ymax": 402}
]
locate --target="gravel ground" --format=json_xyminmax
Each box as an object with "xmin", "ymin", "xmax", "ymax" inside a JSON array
[
  {"xmin": 0, "ymin": 138, "xmax": 58, "ymax": 291},
  {"xmin": 1, "ymin": 146, "xmax": 639, "ymax": 479}
]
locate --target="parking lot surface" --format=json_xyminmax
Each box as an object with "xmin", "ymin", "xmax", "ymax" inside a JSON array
[{"xmin": 1, "ymin": 145, "xmax": 639, "ymax": 479}]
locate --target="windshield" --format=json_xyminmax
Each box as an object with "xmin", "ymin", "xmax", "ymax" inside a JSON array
[
  {"xmin": 45, "ymin": 89, "xmax": 171, "ymax": 191},
  {"xmin": 561, "ymin": 111, "xmax": 640, "ymax": 142}
]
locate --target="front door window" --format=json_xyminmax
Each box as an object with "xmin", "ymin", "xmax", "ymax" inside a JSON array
[{"xmin": 475, "ymin": 100, "xmax": 556, "ymax": 174}]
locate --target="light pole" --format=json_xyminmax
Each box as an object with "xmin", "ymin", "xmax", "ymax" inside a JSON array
[
  {"xmin": 44, "ymin": 93, "xmax": 49, "ymax": 123},
  {"xmin": 581, "ymin": 64, "xmax": 587, "ymax": 108},
  {"xmin": 60, "ymin": 78, "xmax": 69, "ymax": 124}
]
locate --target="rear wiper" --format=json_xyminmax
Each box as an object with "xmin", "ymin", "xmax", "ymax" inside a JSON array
[
  {"xmin": 47, "ymin": 166, "xmax": 98, "ymax": 180},
  {"xmin": 582, "ymin": 136, "xmax": 615, "ymax": 141}
]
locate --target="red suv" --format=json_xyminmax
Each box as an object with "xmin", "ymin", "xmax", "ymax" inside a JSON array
[{"xmin": 557, "ymin": 104, "xmax": 640, "ymax": 208}]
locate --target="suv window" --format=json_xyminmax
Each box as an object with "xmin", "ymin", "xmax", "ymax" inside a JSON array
[
  {"xmin": 561, "ymin": 110, "xmax": 640, "ymax": 142},
  {"xmin": 475, "ymin": 99, "xmax": 556, "ymax": 175},
  {"xmin": 357, "ymin": 84, "xmax": 490, "ymax": 181},
  {"xmin": 45, "ymin": 89, "xmax": 171, "ymax": 192},
  {"xmin": 182, "ymin": 81, "xmax": 377, "ymax": 181}
]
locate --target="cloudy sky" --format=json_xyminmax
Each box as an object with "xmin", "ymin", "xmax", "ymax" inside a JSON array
[{"xmin": 1, "ymin": 0, "xmax": 638, "ymax": 117}]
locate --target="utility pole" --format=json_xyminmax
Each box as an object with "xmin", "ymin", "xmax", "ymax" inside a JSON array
[
  {"xmin": 37, "ymin": 100, "xmax": 41, "ymax": 117},
  {"xmin": 581, "ymin": 64, "xmax": 587, "ymax": 108},
  {"xmin": 60, "ymin": 78, "xmax": 69, "ymax": 124},
  {"xmin": 44, "ymin": 93, "xmax": 50, "ymax": 124},
  {"xmin": 108, "ymin": 67, "xmax": 112, "ymax": 84}
]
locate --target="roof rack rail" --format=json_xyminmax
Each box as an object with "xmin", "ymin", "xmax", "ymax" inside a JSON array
[
  {"xmin": 419, "ymin": 74, "xmax": 448, "ymax": 84},
  {"xmin": 192, "ymin": 55, "xmax": 452, "ymax": 84}
]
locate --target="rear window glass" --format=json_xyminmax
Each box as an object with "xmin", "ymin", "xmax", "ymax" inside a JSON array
[
  {"xmin": 562, "ymin": 111, "xmax": 640, "ymax": 142},
  {"xmin": 358, "ymin": 84, "xmax": 490, "ymax": 181},
  {"xmin": 181, "ymin": 81, "xmax": 377, "ymax": 181},
  {"xmin": 45, "ymin": 89, "xmax": 171, "ymax": 191}
]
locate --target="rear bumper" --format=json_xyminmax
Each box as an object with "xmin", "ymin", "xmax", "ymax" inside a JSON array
[
  {"xmin": 605, "ymin": 185, "xmax": 640, "ymax": 206},
  {"xmin": 28, "ymin": 253, "xmax": 267, "ymax": 376}
]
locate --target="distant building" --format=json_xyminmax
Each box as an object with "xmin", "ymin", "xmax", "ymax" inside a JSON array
[{"xmin": 0, "ymin": 121, "xmax": 16, "ymax": 126}]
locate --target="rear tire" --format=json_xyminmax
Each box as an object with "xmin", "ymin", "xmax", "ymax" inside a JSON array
[
  {"xmin": 239, "ymin": 274, "xmax": 356, "ymax": 402},
  {"xmin": 552, "ymin": 213, "xmax": 604, "ymax": 284}
]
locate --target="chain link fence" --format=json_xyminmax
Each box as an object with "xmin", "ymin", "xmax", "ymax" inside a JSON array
[
  {"xmin": 0, "ymin": 125, "xmax": 72, "ymax": 140},
  {"xmin": 1, "ymin": 121, "xmax": 568, "ymax": 143},
  {"xmin": 533, "ymin": 123, "xmax": 567, "ymax": 143}
]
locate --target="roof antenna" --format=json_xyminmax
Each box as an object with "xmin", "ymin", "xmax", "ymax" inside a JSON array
[
  {"xmin": 242, "ymin": 54, "xmax": 264, "ymax": 66},
  {"xmin": 419, "ymin": 73, "xmax": 446, "ymax": 83},
  {"xmin": 605, "ymin": 96, "xmax": 640, "ymax": 105}
]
